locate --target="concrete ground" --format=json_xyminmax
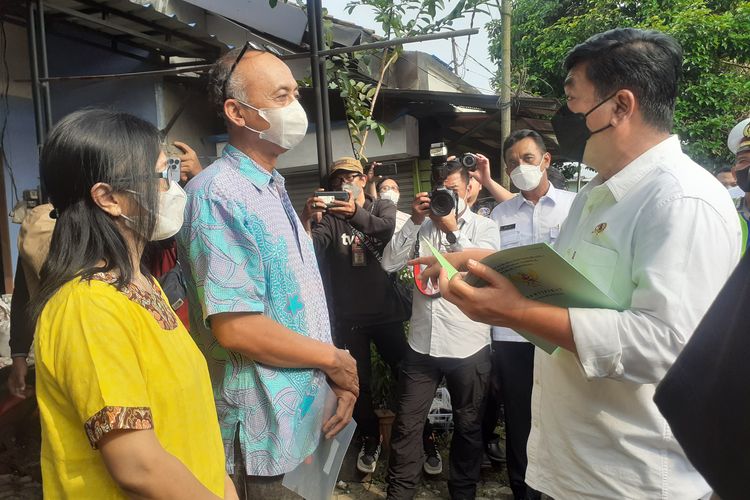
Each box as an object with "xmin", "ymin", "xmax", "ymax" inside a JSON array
[{"xmin": 333, "ymin": 431, "xmax": 513, "ymax": 500}]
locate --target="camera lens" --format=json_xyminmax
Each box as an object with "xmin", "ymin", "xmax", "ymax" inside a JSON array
[
  {"xmin": 460, "ymin": 154, "xmax": 477, "ymax": 169},
  {"xmin": 430, "ymin": 189, "xmax": 455, "ymax": 217}
]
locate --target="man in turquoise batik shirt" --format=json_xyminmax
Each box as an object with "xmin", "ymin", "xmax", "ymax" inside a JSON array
[{"xmin": 178, "ymin": 46, "xmax": 358, "ymax": 498}]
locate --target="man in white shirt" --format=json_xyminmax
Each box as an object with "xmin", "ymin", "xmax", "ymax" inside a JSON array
[
  {"xmin": 485, "ymin": 129, "xmax": 575, "ymax": 500},
  {"xmin": 382, "ymin": 161, "xmax": 500, "ymax": 500},
  {"xmin": 415, "ymin": 28, "xmax": 741, "ymax": 498}
]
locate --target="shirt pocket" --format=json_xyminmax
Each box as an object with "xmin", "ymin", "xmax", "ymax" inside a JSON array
[
  {"xmin": 549, "ymin": 226, "xmax": 560, "ymax": 243},
  {"xmin": 570, "ymin": 239, "xmax": 619, "ymax": 294},
  {"xmin": 500, "ymin": 229, "xmax": 521, "ymax": 249}
]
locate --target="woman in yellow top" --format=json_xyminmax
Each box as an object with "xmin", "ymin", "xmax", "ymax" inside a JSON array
[{"xmin": 31, "ymin": 109, "xmax": 237, "ymax": 499}]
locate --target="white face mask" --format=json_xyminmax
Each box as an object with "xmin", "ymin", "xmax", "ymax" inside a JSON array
[
  {"xmin": 123, "ymin": 181, "xmax": 186, "ymax": 241},
  {"xmin": 342, "ymin": 181, "xmax": 363, "ymax": 200},
  {"xmin": 510, "ymin": 160, "xmax": 544, "ymax": 192},
  {"xmin": 238, "ymin": 99, "xmax": 308, "ymax": 150},
  {"xmin": 457, "ymin": 195, "xmax": 467, "ymax": 216},
  {"xmin": 380, "ymin": 190, "xmax": 400, "ymax": 205}
]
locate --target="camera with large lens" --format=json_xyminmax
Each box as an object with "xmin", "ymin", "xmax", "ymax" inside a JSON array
[{"xmin": 428, "ymin": 142, "xmax": 477, "ymax": 217}]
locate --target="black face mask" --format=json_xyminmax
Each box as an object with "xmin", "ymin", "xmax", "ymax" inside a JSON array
[
  {"xmin": 736, "ymin": 167, "xmax": 750, "ymax": 192},
  {"xmin": 551, "ymin": 92, "xmax": 618, "ymax": 163}
]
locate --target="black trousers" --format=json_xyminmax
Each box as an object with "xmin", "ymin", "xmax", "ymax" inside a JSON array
[
  {"xmin": 334, "ymin": 320, "xmax": 408, "ymax": 438},
  {"xmin": 387, "ymin": 345, "xmax": 491, "ymax": 500},
  {"xmin": 482, "ymin": 341, "xmax": 539, "ymax": 500}
]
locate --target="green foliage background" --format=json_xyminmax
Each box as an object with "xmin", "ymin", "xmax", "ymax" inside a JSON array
[{"xmin": 487, "ymin": 0, "xmax": 750, "ymax": 171}]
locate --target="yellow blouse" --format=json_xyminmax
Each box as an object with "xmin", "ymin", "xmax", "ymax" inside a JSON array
[{"xmin": 35, "ymin": 275, "xmax": 225, "ymax": 498}]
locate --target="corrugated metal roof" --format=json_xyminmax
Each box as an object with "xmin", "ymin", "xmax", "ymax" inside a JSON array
[{"xmin": 41, "ymin": 0, "xmax": 230, "ymax": 60}]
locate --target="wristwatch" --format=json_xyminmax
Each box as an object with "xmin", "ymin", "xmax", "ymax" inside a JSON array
[{"xmin": 445, "ymin": 231, "xmax": 463, "ymax": 252}]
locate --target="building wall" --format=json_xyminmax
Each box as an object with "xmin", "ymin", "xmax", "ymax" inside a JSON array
[
  {"xmin": 2, "ymin": 23, "xmax": 162, "ymax": 279},
  {"xmin": 157, "ymin": 81, "xmax": 222, "ymax": 163}
]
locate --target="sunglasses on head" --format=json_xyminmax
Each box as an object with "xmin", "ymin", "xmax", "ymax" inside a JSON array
[{"xmin": 221, "ymin": 41, "xmax": 283, "ymax": 102}]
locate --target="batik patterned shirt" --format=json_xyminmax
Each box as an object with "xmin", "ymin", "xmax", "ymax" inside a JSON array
[{"xmin": 177, "ymin": 144, "xmax": 332, "ymax": 476}]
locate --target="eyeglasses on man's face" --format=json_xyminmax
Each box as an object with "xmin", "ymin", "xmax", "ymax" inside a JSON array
[{"xmin": 330, "ymin": 172, "xmax": 363, "ymax": 186}]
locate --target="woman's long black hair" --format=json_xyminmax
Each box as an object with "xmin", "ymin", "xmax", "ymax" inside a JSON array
[{"xmin": 30, "ymin": 109, "xmax": 161, "ymax": 321}]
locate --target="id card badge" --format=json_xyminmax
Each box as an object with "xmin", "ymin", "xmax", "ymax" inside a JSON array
[
  {"xmin": 550, "ymin": 225, "xmax": 560, "ymax": 240},
  {"xmin": 351, "ymin": 236, "xmax": 367, "ymax": 267}
]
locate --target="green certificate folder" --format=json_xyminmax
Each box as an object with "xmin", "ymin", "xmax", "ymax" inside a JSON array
[{"xmin": 423, "ymin": 240, "xmax": 623, "ymax": 354}]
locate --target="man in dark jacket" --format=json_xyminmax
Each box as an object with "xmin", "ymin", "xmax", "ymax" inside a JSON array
[{"xmin": 302, "ymin": 156, "xmax": 408, "ymax": 474}]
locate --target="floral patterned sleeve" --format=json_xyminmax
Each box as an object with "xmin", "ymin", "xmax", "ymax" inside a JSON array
[{"xmin": 84, "ymin": 406, "xmax": 154, "ymax": 449}]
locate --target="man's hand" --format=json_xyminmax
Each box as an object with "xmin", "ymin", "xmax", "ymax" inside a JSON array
[
  {"xmin": 437, "ymin": 259, "xmax": 529, "ymax": 327},
  {"xmin": 367, "ymin": 162, "xmax": 379, "ymax": 183},
  {"xmin": 322, "ymin": 384, "xmax": 356, "ymax": 439},
  {"xmin": 324, "ymin": 348, "xmax": 359, "ymax": 397},
  {"xmin": 409, "ymin": 248, "xmax": 494, "ymax": 287},
  {"xmin": 469, "ymin": 153, "xmax": 492, "ymax": 187},
  {"xmin": 411, "ymin": 192, "xmax": 431, "ymax": 225},
  {"xmin": 430, "ymin": 210, "xmax": 458, "ymax": 234},
  {"xmin": 7, "ymin": 357, "xmax": 29, "ymax": 399},
  {"xmin": 174, "ymin": 141, "xmax": 203, "ymax": 183},
  {"xmin": 327, "ymin": 194, "xmax": 356, "ymax": 219},
  {"xmin": 301, "ymin": 189, "xmax": 326, "ymax": 228},
  {"xmin": 436, "ymin": 259, "xmax": 576, "ymax": 352}
]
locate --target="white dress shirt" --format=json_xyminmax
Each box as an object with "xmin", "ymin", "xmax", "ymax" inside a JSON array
[
  {"xmin": 525, "ymin": 136, "xmax": 742, "ymax": 499},
  {"xmin": 394, "ymin": 209, "xmax": 411, "ymax": 232},
  {"xmin": 490, "ymin": 183, "xmax": 576, "ymax": 342},
  {"xmin": 382, "ymin": 209, "xmax": 500, "ymax": 358}
]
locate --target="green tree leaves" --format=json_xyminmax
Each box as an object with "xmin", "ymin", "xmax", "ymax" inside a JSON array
[{"xmin": 488, "ymin": 0, "xmax": 750, "ymax": 170}]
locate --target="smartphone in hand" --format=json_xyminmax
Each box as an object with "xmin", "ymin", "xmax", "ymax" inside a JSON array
[
  {"xmin": 316, "ymin": 191, "xmax": 350, "ymax": 207},
  {"xmin": 374, "ymin": 162, "xmax": 398, "ymax": 177}
]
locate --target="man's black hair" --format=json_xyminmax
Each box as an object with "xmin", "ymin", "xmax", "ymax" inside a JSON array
[
  {"xmin": 445, "ymin": 159, "xmax": 471, "ymax": 185},
  {"xmin": 716, "ymin": 166, "xmax": 733, "ymax": 175},
  {"xmin": 564, "ymin": 28, "xmax": 683, "ymax": 133},
  {"xmin": 502, "ymin": 129, "xmax": 547, "ymax": 160},
  {"xmin": 375, "ymin": 176, "xmax": 398, "ymax": 193}
]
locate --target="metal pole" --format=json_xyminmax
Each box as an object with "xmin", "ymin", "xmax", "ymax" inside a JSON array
[
  {"xmin": 499, "ymin": 0, "xmax": 512, "ymax": 189},
  {"xmin": 314, "ymin": 0, "xmax": 332, "ymax": 168},
  {"xmin": 26, "ymin": 2, "xmax": 44, "ymax": 147},
  {"xmin": 37, "ymin": 0, "xmax": 53, "ymax": 132},
  {"xmin": 306, "ymin": 0, "xmax": 327, "ymax": 185}
]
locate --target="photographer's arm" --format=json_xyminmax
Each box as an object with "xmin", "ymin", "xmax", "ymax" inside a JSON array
[
  {"xmin": 382, "ymin": 192, "xmax": 429, "ymax": 272},
  {"xmin": 300, "ymin": 190, "xmax": 327, "ymax": 235},
  {"xmin": 348, "ymin": 199, "xmax": 396, "ymax": 243},
  {"xmin": 471, "ymin": 153, "xmax": 514, "ymax": 203},
  {"xmin": 382, "ymin": 221, "xmax": 421, "ymax": 273}
]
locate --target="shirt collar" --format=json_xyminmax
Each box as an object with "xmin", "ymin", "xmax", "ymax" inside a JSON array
[
  {"xmin": 222, "ymin": 144, "xmax": 285, "ymax": 189},
  {"xmin": 513, "ymin": 182, "xmax": 560, "ymax": 212},
  {"xmin": 599, "ymin": 135, "xmax": 682, "ymax": 202},
  {"xmin": 458, "ymin": 205, "xmax": 476, "ymax": 225}
]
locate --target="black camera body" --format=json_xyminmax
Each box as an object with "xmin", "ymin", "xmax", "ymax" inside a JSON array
[{"xmin": 428, "ymin": 142, "xmax": 477, "ymax": 217}]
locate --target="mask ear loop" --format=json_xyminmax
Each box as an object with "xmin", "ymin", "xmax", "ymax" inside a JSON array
[
  {"xmin": 236, "ymin": 99, "xmax": 268, "ymax": 134},
  {"xmin": 573, "ymin": 90, "xmax": 619, "ymax": 186}
]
